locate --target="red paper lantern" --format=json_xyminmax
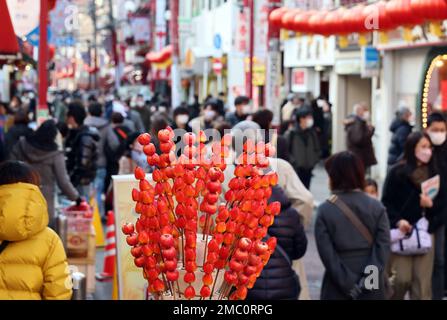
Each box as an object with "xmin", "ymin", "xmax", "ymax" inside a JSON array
[
  {"xmin": 411, "ymin": 0, "xmax": 447, "ymax": 21},
  {"xmin": 49, "ymin": 0, "xmax": 56, "ymax": 11},
  {"xmin": 308, "ymin": 11, "xmax": 329, "ymax": 36},
  {"xmin": 48, "ymin": 45, "xmax": 56, "ymax": 60},
  {"xmin": 344, "ymin": 4, "xmax": 368, "ymax": 34},
  {"xmin": 293, "ymin": 10, "xmax": 315, "ymax": 33},
  {"xmin": 269, "ymin": 7, "xmax": 287, "ymax": 28},
  {"xmin": 386, "ymin": 0, "xmax": 424, "ymax": 27},
  {"xmin": 363, "ymin": 1, "xmax": 396, "ymax": 32},
  {"xmin": 281, "ymin": 9, "xmax": 301, "ymax": 30},
  {"xmin": 324, "ymin": 7, "xmax": 349, "ymax": 35}
]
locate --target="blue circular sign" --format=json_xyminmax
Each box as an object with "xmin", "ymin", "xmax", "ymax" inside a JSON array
[{"xmin": 213, "ymin": 34, "xmax": 222, "ymax": 50}]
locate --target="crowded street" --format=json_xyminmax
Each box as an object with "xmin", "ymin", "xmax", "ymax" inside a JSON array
[{"xmin": 1, "ymin": 0, "xmax": 447, "ymax": 307}]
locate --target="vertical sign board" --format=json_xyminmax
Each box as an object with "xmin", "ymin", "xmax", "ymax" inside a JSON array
[
  {"xmin": 442, "ymin": 80, "xmax": 447, "ymax": 111},
  {"xmin": 6, "ymin": 0, "xmax": 40, "ymax": 37},
  {"xmin": 265, "ymin": 50, "xmax": 282, "ymax": 125},
  {"xmin": 361, "ymin": 46, "xmax": 380, "ymax": 78},
  {"xmin": 291, "ymin": 68, "xmax": 308, "ymax": 93}
]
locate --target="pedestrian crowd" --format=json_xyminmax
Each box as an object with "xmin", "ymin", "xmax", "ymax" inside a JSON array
[{"xmin": 0, "ymin": 89, "xmax": 446, "ymax": 301}]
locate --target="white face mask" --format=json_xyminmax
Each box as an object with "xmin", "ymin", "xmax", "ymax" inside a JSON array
[
  {"xmin": 317, "ymin": 99, "xmax": 325, "ymax": 108},
  {"xmin": 242, "ymin": 105, "xmax": 251, "ymax": 115},
  {"xmin": 131, "ymin": 150, "xmax": 149, "ymax": 169},
  {"xmin": 136, "ymin": 100, "xmax": 145, "ymax": 107},
  {"xmin": 176, "ymin": 114, "xmax": 189, "ymax": 125},
  {"xmin": 428, "ymin": 131, "xmax": 447, "ymax": 146},
  {"xmin": 130, "ymin": 101, "xmax": 137, "ymax": 108},
  {"xmin": 204, "ymin": 110, "xmax": 216, "ymax": 121},
  {"xmin": 306, "ymin": 118, "xmax": 314, "ymax": 129},
  {"xmin": 159, "ymin": 107, "xmax": 167, "ymax": 113},
  {"xmin": 362, "ymin": 111, "xmax": 370, "ymax": 121}
]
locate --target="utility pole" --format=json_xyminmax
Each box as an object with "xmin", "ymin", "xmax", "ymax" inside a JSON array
[
  {"xmin": 107, "ymin": 0, "xmax": 119, "ymax": 90},
  {"xmin": 90, "ymin": 0, "xmax": 98, "ymax": 89},
  {"xmin": 265, "ymin": 0, "xmax": 282, "ymax": 126},
  {"xmin": 37, "ymin": 0, "xmax": 49, "ymax": 124},
  {"xmin": 248, "ymin": 0, "xmax": 254, "ymax": 99},
  {"xmin": 170, "ymin": 0, "xmax": 181, "ymax": 109}
]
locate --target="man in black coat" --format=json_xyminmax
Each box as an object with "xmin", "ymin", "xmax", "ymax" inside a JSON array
[
  {"xmin": 426, "ymin": 112, "xmax": 447, "ymax": 300},
  {"xmin": 246, "ymin": 185, "xmax": 307, "ymax": 300},
  {"xmin": 387, "ymin": 106, "xmax": 413, "ymax": 167},
  {"xmin": 65, "ymin": 101, "xmax": 100, "ymax": 199},
  {"xmin": 344, "ymin": 103, "xmax": 377, "ymax": 170}
]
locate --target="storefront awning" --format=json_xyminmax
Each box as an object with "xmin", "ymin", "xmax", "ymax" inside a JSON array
[{"xmin": 0, "ymin": 0, "xmax": 19, "ymax": 59}]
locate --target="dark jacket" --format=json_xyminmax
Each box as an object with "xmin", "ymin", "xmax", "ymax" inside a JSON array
[
  {"xmin": 3, "ymin": 124, "xmax": 33, "ymax": 157},
  {"xmin": 10, "ymin": 137, "xmax": 79, "ymax": 225},
  {"xmin": 225, "ymin": 112, "xmax": 247, "ymax": 127},
  {"xmin": 382, "ymin": 162, "xmax": 447, "ymax": 233},
  {"xmin": 65, "ymin": 125, "xmax": 100, "ymax": 186},
  {"xmin": 247, "ymin": 185, "xmax": 307, "ymax": 300},
  {"xmin": 285, "ymin": 126, "xmax": 321, "ymax": 170},
  {"xmin": 387, "ymin": 119, "xmax": 412, "ymax": 166},
  {"xmin": 134, "ymin": 105, "xmax": 152, "ymax": 132},
  {"xmin": 345, "ymin": 116, "xmax": 377, "ymax": 168},
  {"xmin": 315, "ymin": 191, "xmax": 390, "ymax": 300},
  {"xmin": 84, "ymin": 116, "xmax": 110, "ymax": 168}
]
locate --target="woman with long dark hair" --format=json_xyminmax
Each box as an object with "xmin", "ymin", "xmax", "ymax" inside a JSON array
[{"xmin": 382, "ymin": 132, "xmax": 446, "ymax": 300}]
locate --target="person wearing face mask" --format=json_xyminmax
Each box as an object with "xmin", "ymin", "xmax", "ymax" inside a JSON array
[
  {"xmin": 225, "ymin": 96, "xmax": 251, "ymax": 127},
  {"xmin": 425, "ymin": 112, "xmax": 447, "ymax": 300},
  {"xmin": 387, "ymin": 106, "xmax": 414, "ymax": 168},
  {"xmin": 118, "ymin": 132, "xmax": 151, "ymax": 175},
  {"xmin": 382, "ymin": 132, "xmax": 447, "ymax": 300},
  {"xmin": 344, "ymin": 103, "xmax": 377, "ymax": 171},
  {"xmin": 172, "ymin": 106, "xmax": 192, "ymax": 132},
  {"xmin": 189, "ymin": 100, "xmax": 222, "ymax": 136},
  {"xmin": 133, "ymin": 94, "xmax": 152, "ymax": 132},
  {"xmin": 285, "ymin": 107, "xmax": 321, "ymax": 189},
  {"xmin": 171, "ymin": 107, "xmax": 192, "ymax": 157}
]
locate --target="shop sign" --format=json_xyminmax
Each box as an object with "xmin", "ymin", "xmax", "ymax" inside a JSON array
[
  {"xmin": 284, "ymin": 36, "xmax": 336, "ymax": 68},
  {"xmin": 291, "ymin": 68, "xmax": 308, "ymax": 92},
  {"xmin": 335, "ymin": 58, "xmax": 361, "ymax": 75},
  {"xmin": 130, "ymin": 17, "xmax": 151, "ymax": 43},
  {"xmin": 212, "ymin": 58, "xmax": 223, "ymax": 75},
  {"xmin": 361, "ymin": 46, "xmax": 380, "ymax": 78},
  {"xmin": 6, "ymin": 0, "xmax": 40, "ymax": 37}
]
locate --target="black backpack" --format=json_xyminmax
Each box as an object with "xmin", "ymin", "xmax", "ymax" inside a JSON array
[{"xmin": 105, "ymin": 125, "xmax": 130, "ymax": 163}]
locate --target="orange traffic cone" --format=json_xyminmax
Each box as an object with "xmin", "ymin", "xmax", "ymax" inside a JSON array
[{"xmin": 96, "ymin": 211, "xmax": 116, "ymax": 281}]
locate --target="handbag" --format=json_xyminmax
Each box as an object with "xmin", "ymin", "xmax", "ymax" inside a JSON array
[
  {"xmin": 390, "ymin": 217, "xmax": 432, "ymax": 255},
  {"xmin": 389, "ymin": 188, "xmax": 432, "ymax": 256}
]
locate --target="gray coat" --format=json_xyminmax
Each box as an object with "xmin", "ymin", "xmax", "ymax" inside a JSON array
[
  {"xmin": 84, "ymin": 116, "xmax": 110, "ymax": 168},
  {"xmin": 315, "ymin": 191, "xmax": 390, "ymax": 300},
  {"xmin": 10, "ymin": 138, "xmax": 79, "ymax": 225}
]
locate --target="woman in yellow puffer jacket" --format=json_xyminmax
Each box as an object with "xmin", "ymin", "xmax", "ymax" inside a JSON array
[{"xmin": 0, "ymin": 160, "xmax": 72, "ymax": 299}]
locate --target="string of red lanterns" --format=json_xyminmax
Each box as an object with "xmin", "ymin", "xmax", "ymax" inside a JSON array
[{"xmin": 270, "ymin": 0, "xmax": 447, "ymax": 40}]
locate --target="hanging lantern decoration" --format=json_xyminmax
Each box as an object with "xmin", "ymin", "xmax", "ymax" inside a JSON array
[
  {"xmin": 292, "ymin": 10, "xmax": 315, "ymax": 35},
  {"xmin": 363, "ymin": 1, "xmax": 395, "ymax": 44},
  {"xmin": 324, "ymin": 7, "xmax": 349, "ymax": 47},
  {"xmin": 269, "ymin": 7, "xmax": 288, "ymax": 28},
  {"xmin": 386, "ymin": 0, "xmax": 424, "ymax": 42},
  {"xmin": 48, "ymin": 45, "xmax": 56, "ymax": 61},
  {"xmin": 48, "ymin": 0, "xmax": 57, "ymax": 11},
  {"xmin": 411, "ymin": 0, "xmax": 447, "ymax": 37},
  {"xmin": 280, "ymin": 8, "xmax": 301, "ymax": 40},
  {"xmin": 343, "ymin": 4, "xmax": 369, "ymax": 47},
  {"xmin": 307, "ymin": 11, "xmax": 328, "ymax": 36}
]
